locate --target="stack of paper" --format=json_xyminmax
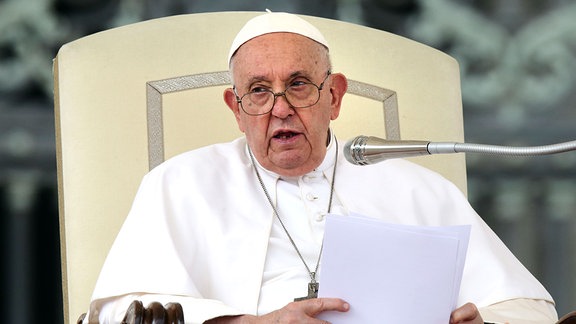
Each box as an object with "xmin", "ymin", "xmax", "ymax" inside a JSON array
[{"xmin": 318, "ymin": 213, "xmax": 470, "ymax": 323}]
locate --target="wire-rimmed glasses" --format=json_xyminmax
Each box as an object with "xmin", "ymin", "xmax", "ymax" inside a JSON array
[{"xmin": 234, "ymin": 72, "xmax": 332, "ymax": 116}]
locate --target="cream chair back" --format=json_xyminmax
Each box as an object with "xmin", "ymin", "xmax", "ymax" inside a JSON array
[{"xmin": 54, "ymin": 12, "xmax": 465, "ymax": 324}]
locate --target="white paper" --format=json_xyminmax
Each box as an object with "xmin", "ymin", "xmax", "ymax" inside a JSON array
[{"xmin": 318, "ymin": 213, "xmax": 470, "ymax": 323}]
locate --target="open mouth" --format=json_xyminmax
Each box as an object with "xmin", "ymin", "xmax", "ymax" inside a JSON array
[{"xmin": 273, "ymin": 131, "xmax": 299, "ymax": 140}]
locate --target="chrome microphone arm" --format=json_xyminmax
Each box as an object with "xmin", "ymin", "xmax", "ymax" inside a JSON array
[
  {"xmin": 345, "ymin": 135, "xmax": 576, "ymax": 165},
  {"xmin": 429, "ymin": 141, "xmax": 576, "ymax": 156}
]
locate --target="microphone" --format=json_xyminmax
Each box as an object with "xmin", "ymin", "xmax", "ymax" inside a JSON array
[{"xmin": 344, "ymin": 135, "xmax": 576, "ymax": 165}]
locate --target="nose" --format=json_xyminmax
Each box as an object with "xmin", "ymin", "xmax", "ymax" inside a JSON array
[{"xmin": 270, "ymin": 93, "xmax": 294, "ymax": 119}]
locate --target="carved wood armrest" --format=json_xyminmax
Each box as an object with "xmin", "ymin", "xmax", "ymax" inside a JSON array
[
  {"xmin": 76, "ymin": 300, "xmax": 184, "ymax": 324},
  {"xmin": 122, "ymin": 300, "xmax": 184, "ymax": 324},
  {"xmin": 558, "ymin": 311, "xmax": 576, "ymax": 324}
]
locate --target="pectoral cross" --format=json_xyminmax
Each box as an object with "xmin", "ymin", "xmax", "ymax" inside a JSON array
[{"xmin": 294, "ymin": 273, "xmax": 319, "ymax": 301}]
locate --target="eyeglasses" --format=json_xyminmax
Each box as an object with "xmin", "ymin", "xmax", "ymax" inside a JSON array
[{"xmin": 234, "ymin": 72, "xmax": 331, "ymax": 116}]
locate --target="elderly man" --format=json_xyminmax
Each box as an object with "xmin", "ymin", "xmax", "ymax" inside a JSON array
[{"xmin": 86, "ymin": 12, "xmax": 557, "ymax": 323}]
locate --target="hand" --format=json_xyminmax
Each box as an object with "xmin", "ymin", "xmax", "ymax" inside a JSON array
[
  {"xmin": 450, "ymin": 302, "xmax": 483, "ymax": 324},
  {"xmin": 205, "ymin": 298, "xmax": 350, "ymax": 323}
]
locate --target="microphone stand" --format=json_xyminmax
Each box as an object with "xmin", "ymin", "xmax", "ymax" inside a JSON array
[{"xmin": 345, "ymin": 135, "xmax": 576, "ymax": 165}]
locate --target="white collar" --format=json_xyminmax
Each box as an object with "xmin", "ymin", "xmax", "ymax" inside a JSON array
[{"xmin": 245, "ymin": 129, "xmax": 337, "ymax": 183}]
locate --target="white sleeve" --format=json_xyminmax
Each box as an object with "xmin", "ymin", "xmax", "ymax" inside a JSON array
[
  {"xmin": 85, "ymin": 170, "xmax": 247, "ymax": 324},
  {"xmin": 479, "ymin": 298, "xmax": 558, "ymax": 324}
]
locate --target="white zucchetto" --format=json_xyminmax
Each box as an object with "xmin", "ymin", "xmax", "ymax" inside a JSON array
[{"xmin": 227, "ymin": 12, "xmax": 330, "ymax": 65}]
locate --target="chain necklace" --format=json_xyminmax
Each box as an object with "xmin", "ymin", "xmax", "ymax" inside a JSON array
[{"xmin": 248, "ymin": 138, "xmax": 338, "ymax": 301}]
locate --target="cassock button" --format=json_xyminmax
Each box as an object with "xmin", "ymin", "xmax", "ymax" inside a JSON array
[
  {"xmin": 302, "ymin": 174, "xmax": 319, "ymax": 183},
  {"xmin": 306, "ymin": 193, "xmax": 318, "ymax": 201}
]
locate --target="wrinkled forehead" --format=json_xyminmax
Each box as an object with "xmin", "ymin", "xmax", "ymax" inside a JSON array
[
  {"xmin": 230, "ymin": 33, "xmax": 329, "ymax": 86},
  {"xmin": 228, "ymin": 12, "xmax": 329, "ymax": 66}
]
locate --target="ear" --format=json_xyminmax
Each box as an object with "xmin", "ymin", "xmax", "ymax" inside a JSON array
[
  {"xmin": 328, "ymin": 73, "xmax": 348, "ymax": 120},
  {"xmin": 223, "ymin": 88, "xmax": 245, "ymax": 132}
]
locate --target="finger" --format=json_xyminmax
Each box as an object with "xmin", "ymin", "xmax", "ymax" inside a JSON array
[
  {"xmin": 450, "ymin": 302, "xmax": 480, "ymax": 323},
  {"xmin": 297, "ymin": 298, "xmax": 350, "ymax": 316}
]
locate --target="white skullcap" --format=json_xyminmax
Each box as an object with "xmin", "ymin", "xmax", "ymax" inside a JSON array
[{"xmin": 227, "ymin": 12, "xmax": 329, "ymax": 65}]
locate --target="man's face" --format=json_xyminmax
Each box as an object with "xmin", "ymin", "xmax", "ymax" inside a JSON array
[{"xmin": 224, "ymin": 32, "xmax": 347, "ymax": 177}]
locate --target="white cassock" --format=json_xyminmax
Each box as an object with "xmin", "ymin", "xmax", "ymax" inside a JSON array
[{"xmin": 86, "ymin": 135, "xmax": 556, "ymax": 323}]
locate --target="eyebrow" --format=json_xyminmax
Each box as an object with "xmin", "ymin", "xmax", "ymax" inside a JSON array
[{"xmin": 245, "ymin": 71, "xmax": 311, "ymax": 87}]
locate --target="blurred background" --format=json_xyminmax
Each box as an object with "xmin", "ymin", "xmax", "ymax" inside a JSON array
[{"xmin": 0, "ymin": 0, "xmax": 575, "ymax": 322}]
